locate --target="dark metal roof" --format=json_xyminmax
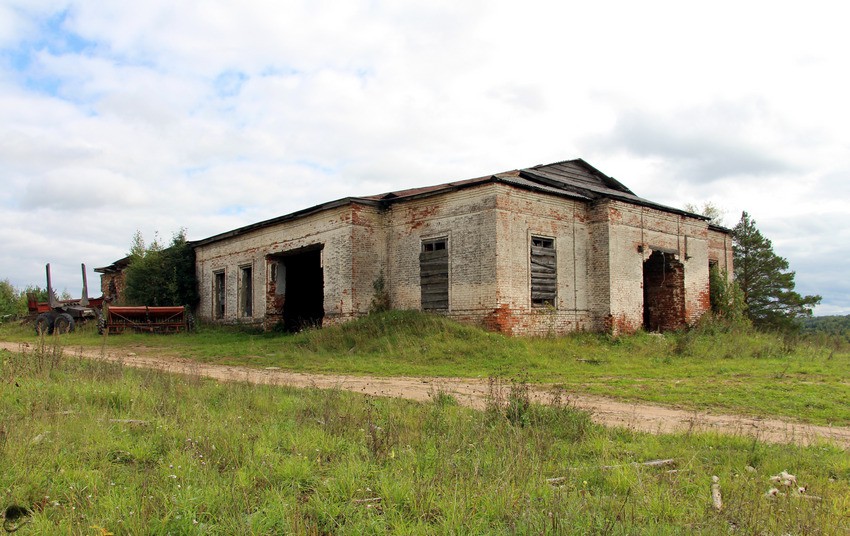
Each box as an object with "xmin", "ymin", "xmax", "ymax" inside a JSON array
[
  {"xmin": 192, "ymin": 158, "xmax": 718, "ymax": 248},
  {"xmin": 94, "ymin": 255, "xmax": 132, "ymax": 274},
  {"xmin": 362, "ymin": 175, "xmax": 492, "ymax": 201},
  {"xmin": 520, "ymin": 159, "xmax": 636, "ymax": 198},
  {"xmin": 191, "ymin": 197, "xmax": 382, "ymax": 248},
  {"xmin": 709, "ymin": 223, "xmax": 732, "ymax": 233},
  {"xmin": 517, "ymin": 158, "xmax": 705, "ymax": 218}
]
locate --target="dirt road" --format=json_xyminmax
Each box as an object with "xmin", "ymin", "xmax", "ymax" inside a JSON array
[{"xmin": 3, "ymin": 340, "xmax": 849, "ymax": 449}]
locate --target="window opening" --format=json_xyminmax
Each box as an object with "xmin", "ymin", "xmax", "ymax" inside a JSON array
[
  {"xmin": 422, "ymin": 239, "xmax": 447, "ymax": 252},
  {"xmin": 213, "ymin": 270, "xmax": 225, "ymax": 319},
  {"xmin": 708, "ymin": 259, "xmax": 720, "ymax": 313},
  {"xmin": 420, "ymin": 237, "xmax": 449, "ymax": 311},
  {"xmin": 239, "ymin": 265, "xmax": 253, "ymax": 317},
  {"xmin": 532, "ymin": 237, "xmax": 554, "ymax": 248},
  {"xmin": 531, "ymin": 236, "xmax": 556, "ymax": 307}
]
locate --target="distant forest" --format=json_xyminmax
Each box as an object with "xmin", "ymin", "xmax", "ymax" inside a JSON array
[{"xmin": 799, "ymin": 315, "xmax": 850, "ymax": 340}]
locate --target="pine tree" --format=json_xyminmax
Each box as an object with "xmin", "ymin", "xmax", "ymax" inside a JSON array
[{"xmin": 732, "ymin": 211, "xmax": 821, "ymax": 330}]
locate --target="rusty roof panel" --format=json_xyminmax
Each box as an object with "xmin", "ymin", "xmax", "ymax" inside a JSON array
[
  {"xmin": 361, "ymin": 175, "xmax": 494, "ymax": 201},
  {"xmin": 191, "ymin": 158, "xmax": 718, "ymax": 248}
]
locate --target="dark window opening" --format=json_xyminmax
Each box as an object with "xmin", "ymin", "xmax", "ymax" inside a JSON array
[
  {"xmin": 213, "ymin": 270, "xmax": 225, "ymax": 319},
  {"xmin": 420, "ymin": 237, "xmax": 449, "ymax": 311},
  {"xmin": 422, "ymin": 239, "xmax": 447, "ymax": 252},
  {"xmin": 532, "ymin": 237, "xmax": 554, "ymax": 248},
  {"xmin": 531, "ymin": 236, "xmax": 556, "ymax": 307},
  {"xmin": 269, "ymin": 262, "xmax": 277, "ymax": 284},
  {"xmin": 240, "ymin": 265, "xmax": 253, "ymax": 317},
  {"xmin": 643, "ymin": 250, "xmax": 685, "ymax": 332},
  {"xmin": 708, "ymin": 260, "xmax": 720, "ymax": 313}
]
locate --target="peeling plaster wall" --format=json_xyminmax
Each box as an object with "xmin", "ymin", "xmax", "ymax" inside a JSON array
[
  {"xmin": 350, "ymin": 204, "xmax": 387, "ymax": 316},
  {"xmin": 384, "ymin": 184, "xmax": 499, "ymax": 322},
  {"xmin": 489, "ymin": 184, "xmax": 591, "ymax": 335},
  {"xmin": 194, "ymin": 205, "xmax": 364, "ymax": 326},
  {"xmin": 193, "ymin": 182, "xmax": 730, "ymax": 336},
  {"xmin": 708, "ymin": 227, "xmax": 734, "ymax": 275},
  {"xmin": 593, "ymin": 200, "xmax": 717, "ymax": 333}
]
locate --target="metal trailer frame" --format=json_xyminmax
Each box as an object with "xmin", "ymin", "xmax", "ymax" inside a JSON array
[
  {"xmin": 28, "ymin": 263, "xmax": 103, "ymax": 334},
  {"xmin": 103, "ymin": 305, "xmax": 191, "ymax": 334}
]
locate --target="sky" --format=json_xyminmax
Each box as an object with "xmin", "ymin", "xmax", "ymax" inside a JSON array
[{"xmin": 1, "ymin": 0, "xmax": 847, "ymax": 315}]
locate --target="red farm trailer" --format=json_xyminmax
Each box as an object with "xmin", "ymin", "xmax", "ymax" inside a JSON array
[
  {"xmin": 101, "ymin": 305, "xmax": 192, "ymax": 334},
  {"xmin": 27, "ymin": 263, "xmax": 192, "ymax": 335}
]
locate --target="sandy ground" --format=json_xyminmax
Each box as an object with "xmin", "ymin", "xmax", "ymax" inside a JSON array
[{"xmin": 3, "ymin": 340, "xmax": 848, "ymax": 449}]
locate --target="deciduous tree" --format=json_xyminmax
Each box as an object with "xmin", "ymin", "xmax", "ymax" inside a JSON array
[
  {"xmin": 708, "ymin": 265, "xmax": 748, "ymax": 326},
  {"xmin": 684, "ymin": 201, "xmax": 727, "ymax": 227},
  {"xmin": 123, "ymin": 229, "xmax": 198, "ymax": 308},
  {"xmin": 0, "ymin": 279, "xmax": 19, "ymax": 320}
]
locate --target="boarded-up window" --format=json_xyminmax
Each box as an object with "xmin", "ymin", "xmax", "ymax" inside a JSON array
[
  {"xmin": 531, "ymin": 236, "xmax": 556, "ymax": 307},
  {"xmin": 213, "ymin": 270, "xmax": 225, "ymax": 319},
  {"xmin": 239, "ymin": 265, "xmax": 253, "ymax": 317},
  {"xmin": 420, "ymin": 237, "xmax": 448, "ymax": 311}
]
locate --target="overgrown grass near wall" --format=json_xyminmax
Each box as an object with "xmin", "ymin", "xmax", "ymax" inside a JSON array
[
  {"xmin": 2, "ymin": 310, "xmax": 849, "ymax": 425},
  {"xmin": 2, "ymin": 341, "xmax": 849, "ymax": 534}
]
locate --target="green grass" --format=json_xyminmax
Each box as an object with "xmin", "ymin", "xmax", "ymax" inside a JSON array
[
  {"xmin": 2, "ymin": 341, "xmax": 849, "ymax": 534},
  {"xmin": 2, "ymin": 310, "xmax": 850, "ymax": 426}
]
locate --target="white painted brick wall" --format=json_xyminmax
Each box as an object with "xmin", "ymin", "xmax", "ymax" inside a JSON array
[
  {"xmin": 193, "ymin": 182, "xmax": 733, "ymax": 336},
  {"xmin": 195, "ymin": 205, "xmax": 358, "ymax": 325}
]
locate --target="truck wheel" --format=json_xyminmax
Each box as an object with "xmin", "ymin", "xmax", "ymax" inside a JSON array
[
  {"xmin": 54, "ymin": 313, "xmax": 75, "ymax": 334},
  {"xmin": 97, "ymin": 311, "xmax": 106, "ymax": 335},
  {"xmin": 35, "ymin": 313, "xmax": 55, "ymax": 335}
]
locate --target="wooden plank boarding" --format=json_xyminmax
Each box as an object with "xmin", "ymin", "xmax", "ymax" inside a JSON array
[
  {"xmin": 420, "ymin": 249, "xmax": 449, "ymax": 311},
  {"xmin": 531, "ymin": 238, "xmax": 556, "ymax": 306}
]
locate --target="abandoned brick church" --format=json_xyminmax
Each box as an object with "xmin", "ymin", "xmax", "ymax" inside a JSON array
[{"xmin": 190, "ymin": 158, "xmax": 732, "ymax": 335}]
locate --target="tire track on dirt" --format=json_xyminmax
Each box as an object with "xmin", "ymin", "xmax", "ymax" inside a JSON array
[{"xmin": 3, "ymin": 341, "xmax": 848, "ymax": 449}]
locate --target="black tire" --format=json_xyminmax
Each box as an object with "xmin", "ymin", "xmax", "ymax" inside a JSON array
[
  {"xmin": 97, "ymin": 311, "xmax": 106, "ymax": 335},
  {"xmin": 54, "ymin": 313, "xmax": 75, "ymax": 334},
  {"xmin": 35, "ymin": 312, "xmax": 55, "ymax": 335}
]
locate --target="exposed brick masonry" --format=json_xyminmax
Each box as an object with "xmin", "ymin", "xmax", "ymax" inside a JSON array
[{"xmin": 192, "ymin": 179, "xmax": 732, "ymax": 336}]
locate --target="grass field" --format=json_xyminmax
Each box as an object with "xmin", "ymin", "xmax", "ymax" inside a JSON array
[
  {"xmin": 2, "ymin": 311, "xmax": 849, "ymax": 426},
  {"xmin": 2, "ymin": 340, "xmax": 849, "ymax": 534}
]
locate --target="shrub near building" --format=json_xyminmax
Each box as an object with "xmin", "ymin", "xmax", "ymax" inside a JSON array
[{"xmin": 122, "ymin": 229, "xmax": 198, "ymax": 308}]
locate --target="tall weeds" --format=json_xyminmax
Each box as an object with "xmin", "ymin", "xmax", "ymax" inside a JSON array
[
  {"xmin": 1, "ymin": 334, "xmax": 65, "ymax": 380},
  {"xmin": 1, "ymin": 346, "xmax": 848, "ymax": 534}
]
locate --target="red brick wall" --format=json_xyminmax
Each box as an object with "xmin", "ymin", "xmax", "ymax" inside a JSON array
[{"xmin": 643, "ymin": 251, "xmax": 686, "ymax": 331}]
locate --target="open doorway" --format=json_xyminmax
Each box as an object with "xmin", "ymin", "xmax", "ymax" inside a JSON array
[
  {"xmin": 266, "ymin": 245, "xmax": 324, "ymax": 331},
  {"xmin": 643, "ymin": 250, "xmax": 685, "ymax": 332}
]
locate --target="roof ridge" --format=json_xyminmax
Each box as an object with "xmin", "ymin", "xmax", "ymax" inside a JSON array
[{"xmin": 527, "ymin": 157, "xmax": 583, "ymax": 168}]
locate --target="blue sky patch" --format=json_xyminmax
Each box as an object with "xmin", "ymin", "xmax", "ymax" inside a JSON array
[
  {"xmin": 43, "ymin": 9, "xmax": 97, "ymax": 55},
  {"xmin": 218, "ymin": 205, "xmax": 247, "ymax": 216},
  {"xmin": 295, "ymin": 160, "xmax": 337, "ymax": 175},
  {"xmin": 214, "ymin": 71, "xmax": 248, "ymax": 98},
  {"xmin": 1, "ymin": 8, "xmax": 98, "ymax": 98}
]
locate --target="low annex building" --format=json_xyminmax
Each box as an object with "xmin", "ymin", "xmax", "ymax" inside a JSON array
[
  {"xmin": 191, "ymin": 159, "xmax": 732, "ymax": 336},
  {"xmin": 94, "ymin": 255, "xmax": 131, "ymax": 304}
]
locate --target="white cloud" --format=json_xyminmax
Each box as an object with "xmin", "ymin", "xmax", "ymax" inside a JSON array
[{"xmin": 1, "ymin": 0, "xmax": 848, "ymax": 314}]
